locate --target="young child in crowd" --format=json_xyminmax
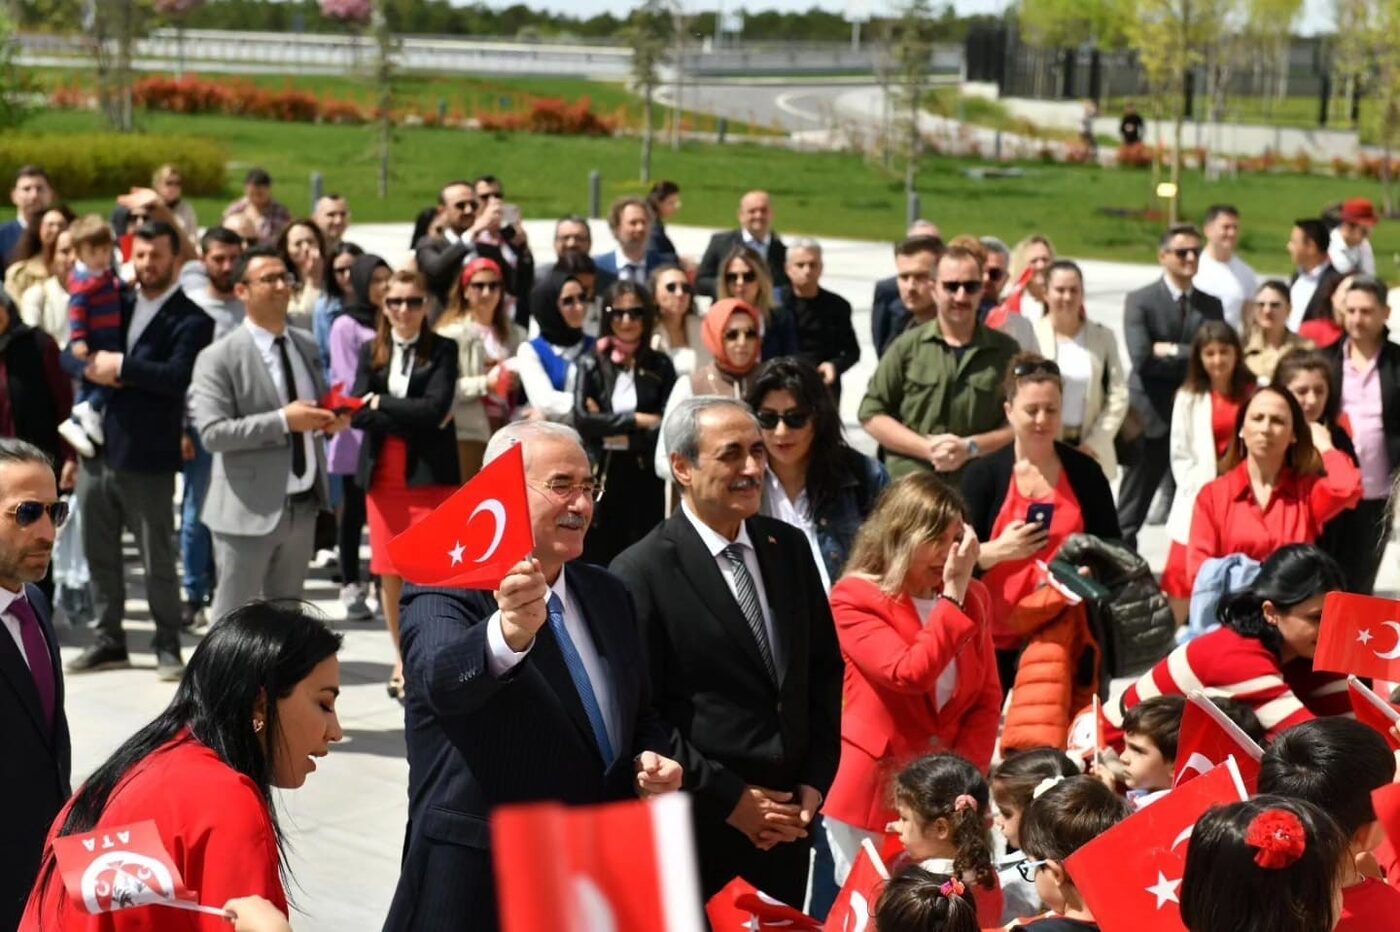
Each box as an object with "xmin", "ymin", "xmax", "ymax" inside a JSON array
[
  {"xmin": 1010, "ymin": 776, "xmax": 1132, "ymax": 931},
  {"xmin": 1112, "ymin": 695, "xmax": 1183, "ymax": 805},
  {"xmin": 990, "ymin": 748, "xmax": 1080, "ymax": 922},
  {"xmin": 1181, "ymin": 795, "xmax": 1349, "ymax": 932},
  {"xmin": 887, "ymin": 753, "xmax": 1003, "ymax": 923},
  {"xmin": 57, "ymin": 214, "xmax": 122, "ymax": 458},
  {"xmin": 1257, "ymin": 717, "xmax": 1400, "ymax": 929},
  {"xmin": 874, "ymin": 866, "xmax": 979, "ymax": 932}
]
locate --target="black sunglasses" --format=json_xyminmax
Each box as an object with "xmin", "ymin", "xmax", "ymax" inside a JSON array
[
  {"xmin": 385, "ymin": 296, "xmax": 426, "ymax": 310},
  {"xmin": 1013, "ymin": 359, "xmax": 1061, "ymax": 378},
  {"xmin": 756, "ymin": 409, "xmax": 812, "ymax": 430},
  {"xmin": 7, "ymin": 500, "xmax": 69, "ymax": 528},
  {"xmin": 468, "ymin": 281, "xmax": 502, "ymax": 293},
  {"xmin": 1171, "ymin": 247, "xmax": 1201, "ymax": 260},
  {"xmin": 607, "ymin": 307, "xmax": 646, "ymax": 322},
  {"xmin": 726, "ymin": 271, "xmax": 757, "ymax": 285},
  {"xmin": 453, "ymin": 199, "xmax": 479, "ymax": 212},
  {"xmin": 664, "ymin": 281, "xmax": 693, "ymax": 295},
  {"xmin": 941, "ymin": 280, "xmax": 983, "ymax": 294},
  {"xmin": 479, "ymin": 191, "xmax": 503, "ymax": 201},
  {"xmin": 724, "ymin": 328, "xmax": 759, "ymax": 341},
  {"xmin": 985, "ymin": 267, "xmax": 1007, "ymax": 282}
]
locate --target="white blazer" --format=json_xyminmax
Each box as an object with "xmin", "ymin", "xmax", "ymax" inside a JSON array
[
  {"xmin": 1166, "ymin": 389, "xmax": 1223, "ymax": 544},
  {"xmin": 1033, "ymin": 316, "xmax": 1130, "ymax": 480}
]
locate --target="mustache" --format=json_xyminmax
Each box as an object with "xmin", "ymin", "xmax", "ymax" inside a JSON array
[
  {"xmin": 729, "ymin": 477, "xmax": 759, "ymax": 491},
  {"xmin": 556, "ymin": 513, "xmax": 587, "ymax": 529}
]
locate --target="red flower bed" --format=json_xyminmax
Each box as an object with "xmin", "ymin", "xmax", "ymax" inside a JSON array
[{"xmin": 478, "ymin": 97, "xmax": 615, "ymax": 137}]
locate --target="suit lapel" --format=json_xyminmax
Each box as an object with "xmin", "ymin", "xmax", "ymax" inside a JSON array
[
  {"xmin": 569, "ymin": 571, "xmax": 632, "ymax": 753},
  {"xmin": 519, "ymin": 578, "xmax": 606, "ymax": 765},
  {"xmin": 0, "ymin": 595, "xmax": 49, "ymax": 743},
  {"xmin": 233, "ymin": 327, "xmax": 286, "ymax": 411}
]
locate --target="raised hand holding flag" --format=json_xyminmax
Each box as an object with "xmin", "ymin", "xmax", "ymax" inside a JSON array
[
  {"xmin": 1173, "ymin": 690, "xmax": 1264, "ymax": 792},
  {"xmin": 51, "ymin": 820, "xmax": 229, "ymax": 918},
  {"xmin": 1314, "ymin": 592, "xmax": 1400, "ymax": 680}
]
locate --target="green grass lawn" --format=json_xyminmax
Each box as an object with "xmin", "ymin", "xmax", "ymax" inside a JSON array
[{"xmin": 28, "ymin": 107, "xmax": 1398, "ymax": 274}]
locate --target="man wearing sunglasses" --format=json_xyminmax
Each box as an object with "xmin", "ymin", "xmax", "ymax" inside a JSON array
[
  {"xmin": 783, "ymin": 238, "xmax": 859, "ymax": 401},
  {"xmin": 696, "ymin": 190, "xmax": 789, "ymax": 298},
  {"xmin": 416, "ymin": 179, "xmax": 508, "ymax": 307},
  {"xmin": 1118, "ymin": 223, "xmax": 1225, "ymax": 548},
  {"xmin": 190, "ymin": 247, "xmax": 345, "ymax": 628},
  {"xmin": 0, "ymin": 439, "xmax": 71, "ymax": 932},
  {"xmin": 860, "ymin": 244, "xmax": 1020, "ymax": 482}
]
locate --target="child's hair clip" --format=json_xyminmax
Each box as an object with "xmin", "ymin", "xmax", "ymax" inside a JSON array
[
  {"xmin": 939, "ymin": 877, "xmax": 966, "ymax": 898},
  {"xmin": 1032, "ymin": 775, "xmax": 1066, "ymax": 800},
  {"xmin": 1245, "ymin": 809, "xmax": 1307, "ymax": 869},
  {"xmin": 953, "ymin": 793, "xmax": 979, "ymax": 814}
]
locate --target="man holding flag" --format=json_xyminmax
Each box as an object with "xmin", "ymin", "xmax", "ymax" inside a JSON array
[{"xmin": 383, "ymin": 421, "xmax": 683, "ymax": 932}]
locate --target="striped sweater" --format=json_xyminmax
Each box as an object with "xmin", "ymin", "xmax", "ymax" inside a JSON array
[
  {"xmin": 67, "ymin": 264, "xmax": 123, "ymax": 348},
  {"xmin": 1119, "ymin": 626, "xmax": 1349, "ymax": 739}
]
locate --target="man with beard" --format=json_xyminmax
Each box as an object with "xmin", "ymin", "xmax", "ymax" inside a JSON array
[
  {"xmin": 65, "ymin": 221, "xmax": 214, "ymax": 681},
  {"xmin": 415, "ymin": 179, "xmax": 508, "ymax": 307}
]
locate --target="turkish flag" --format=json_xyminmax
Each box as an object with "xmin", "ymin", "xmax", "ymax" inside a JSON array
[
  {"xmin": 1314, "ymin": 592, "xmax": 1400, "ymax": 680},
  {"xmin": 1066, "ymin": 759, "xmax": 1250, "ymax": 932},
  {"xmin": 983, "ymin": 265, "xmax": 1036, "ymax": 331},
  {"xmin": 824, "ymin": 839, "xmax": 889, "ymax": 932},
  {"xmin": 1349, "ymin": 675, "xmax": 1400, "ymax": 751},
  {"xmin": 387, "ymin": 441, "xmax": 533, "ymax": 589},
  {"xmin": 494, "ymin": 793, "xmax": 704, "ymax": 932},
  {"xmin": 51, "ymin": 820, "xmax": 226, "ymax": 918},
  {"xmin": 1173, "ymin": 690, "xmax": 1264, "ymax": 792},
  {"xmin": 318, "ymin": 381, "xmax": 365, "ymax": 414},
  {"xmin": 705, "ymin": 878, "xmax": 823, "ymax": 930}
]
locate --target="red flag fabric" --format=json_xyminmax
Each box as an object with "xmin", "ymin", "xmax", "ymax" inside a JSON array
[
  {"xmin": 493, "ymin": 793, "xmax": 704, "ymax": 932},
  {"xmin": 387, "ymin": 441, "xmax": 533, "ymax": 589},
  {"xmin": 1173, "ymin": 690, "xmax": 1264, "ymax": 792},
  {"xmin": 982, "ymin": 265, "xmax": 1036, "ymax": 331},
  {"xmin": 1066, "ymin": 759, "xmax": 1250, "ymax": 932},
  {"xmin": 1314, "ymin": 592, "xmax": 1400, "ymax": 681},
  {"xmin": 1349, "ymin": 676, "xmax": 1400, "ymax": 751},
  {"xmin": 51, "ymin": 820, "xmax": 221, "ymax": 917},
  {"xmin": 824, "ymin": 839, "xmax": 889, "ymax": 932},
  {"xmin": 705, "ymin": 878, "xmax": 823, "ymax": 930},
  {"xmin": 1374, "ymin": 783, "xmax": 1400, "ymax": 859},
  {"xmin": 318, "ymin": 381, "xmax": 365, "ymax": 414}
]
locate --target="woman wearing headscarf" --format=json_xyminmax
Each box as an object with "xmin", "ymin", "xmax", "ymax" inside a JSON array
[{"xmin": 515, "ymin": 271, "xmax": 595, "ymax": 422}]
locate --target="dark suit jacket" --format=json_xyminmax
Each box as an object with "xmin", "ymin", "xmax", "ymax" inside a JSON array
[
  {"xmin": 696, "ymin": 229, "xmax": 789, "ymax": 298},
  {"xmin": 0, "ymin": 219, "xmax": 23, "ymax": 268},
  {"xmin": 350, "ymin": 333, "xmax": 460, "ymax": 490},
  {"xmin": 1325, "ymin": 336, "xmax": 1400, "ymax": 489},
  {"xmin": 415, "ymin": 235, "xmax": 516, "ymax": 308},
  {"xmin": 871, "ymin": 275, "xmax": 909, "ymax": 357},
  {"xmin": 609, "ymin": 512, "xmax": 843, "ymax": 827},
  {"xmin": 960, "ymin": 441, "xmax": 1122, "ymax": 543},
  {"xmin": 591, "ymin": 248, "xmax": 675, "ymax": 284},
  {"xmin": 786, "ymin": 286, "xmax": 859, "ymax": 376},
  {"xmin": 1122, "ymin": 280, "xmax": 1224, "ymax": 437},
  {"xmin": 382, "ymin": 565, "xmax": 673, "ymax": 932},
  {"xmin": 1291, "ymin": 263, "xmax": 1346, "ymax": 324},
  {"xmin": 0, "ymin": 584, "xmax": 71, "ymax": 931},
  {"xmin": 103, "ymin": 288, "xmax": 214, "ymax": 473}
]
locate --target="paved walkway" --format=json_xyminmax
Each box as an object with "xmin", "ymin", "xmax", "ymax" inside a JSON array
[{"xmin": 57, "ymin": 219, "xmax": 1400, "ymax": 929}]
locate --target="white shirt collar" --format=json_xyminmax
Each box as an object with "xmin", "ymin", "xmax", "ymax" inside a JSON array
[
  {"xmin": 742, "ymin": 229, "xmax": 771, "ymax": 250},
  {"xmin": 1162, "ymin": 277, "xmax": 1191, "ymax": 302},
  {"xmin": 1297, "ymin": 261, "xmax": 1326, "ymax": 282},
  {"xmin": 549, "ymin": 566, "xmax": 569, "ymax": 604},
  {"xmin": 614, "ymin": 247, "xmax": 644, "ymax": 271},
  {"xmin": 0, "ymin": 585, "xmax": 21, "ymax": 615},
  {"xmin": 244, "ymin": 317, "xmax": 288, "ymax": 351},
  {"xmin": 918, "ymin": 857, "xmax": 957, "ymax": 876},
  {"xmin": 680, "ymin": 499, "xmax": 754, "ymax": 556}
]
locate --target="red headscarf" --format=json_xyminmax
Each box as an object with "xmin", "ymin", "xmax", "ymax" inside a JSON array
[{"xmin": 703, "ymin": 299, "xmax": 763, "ymax": 377}]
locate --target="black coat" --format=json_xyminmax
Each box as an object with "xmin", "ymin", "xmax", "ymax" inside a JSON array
[
  {"xmin": 785, "ymin": 286, "xmax": 860, "ymax": 376},
  {"xmin": 571, "ymin": 347, "xmax": 676, "ymax": 467},
  {"xmin": 0, "ymin": 585, "xmax": 71, "ymax": 932},
  {"xmin": 1325, "ymin": 336, "xmax": 1400, "ymax": 488},
  {"xmin": 350, "ymin": 333, "xmax": 460, "ymax": 490},
  {"xmin": 1292, "ymin": 263, "xmax": 1346, "ymax": 324},
  {"xmin": 695, "ymin": 229, "xmax": 789, "ymax": 298},
  {"xmin": 960, "ymin": 441, "xmax": 1122, "ymax": 545},
  {"xmin": 382, "ymin": 566, "xmax": 674, "ymax": 932},
  {"xmin": 414, "ymin": 234, "xmax": 523, "ymax": 309},
  {"xmin": 870, "ymin": 275, "xmax": 910, "ymax": 357},
  {"xmin": 1122, "ymin": 280, "xmax": 1225, "ymax": 438}
]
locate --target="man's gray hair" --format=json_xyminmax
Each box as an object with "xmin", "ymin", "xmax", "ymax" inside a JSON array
[
  {"xmin": 980, "ymin": 236, "xmax": 1010, "ymax": 258},
  {"xmin": 0, "ymin": 438, "xmax": 52, "ymax": 471},
  {"xmin": 787, "ymin": 237, "xmax": 822, "ymax": 259},
  {"xmin": 484, "ymin": 421, "xmax": 584, "ymax": 466},
  {"xmin": 663, "ymin": 396, "xmax": 758, "ymax": 467}
]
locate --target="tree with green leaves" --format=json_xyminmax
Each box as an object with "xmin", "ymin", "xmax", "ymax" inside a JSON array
[
  {"xmin": 0, "ymin": 11, "xmax": 31, "ymax": 130},
  {"xmin": 624, "ymin": 0, "xmax": 671, "ymax": 184},
  {"xmin": 1335, "ymin": 0, "xmax": 1400, "ymax": 212},
  {"xmin": 1017, "ymin": 0, "xmax": 1130, "ymax": 50},
  {"xmin": 886, "ymin": 0, "xmax": 935, "ymax": 197}
]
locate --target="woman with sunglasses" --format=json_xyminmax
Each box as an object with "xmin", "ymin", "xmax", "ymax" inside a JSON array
[
  {"xmin": 573, "ymin": 281, "xmax": 676, "ymax": 564},
  {"xmin": 716, "ymin": 245, "xmax": 797, "ymax": 360},
  {"xmin": 648, "ymin": 263, "xmax": 707, "ymax": 376},
  {"xmin": 517, "ymin": 271, "xmax": 596, "ymax": 422},
  {"xmin": 276, "ymin": 219, "xmax": 327, "ymax": 333},
  {"xmin": 961, "ymin": 354, "xmax": 1119, "ymax": 687},
  {"xmin": 747, "ymin": 357, "xmax": 886, "ymax": 591},
  {"xmin": 1243, "ymin": 280, "xmax": 1311, "ymax": 384},
  {"xmin": 435, "ymin": 257, "xmax": 525, "ymax": 481},
  {"xmin": 312, "ymin": 241, "xmax": 364, "ymax": 382},
  {"xmin": 352, "ymin": 270, "xmax": 460, "ymax": 699}
]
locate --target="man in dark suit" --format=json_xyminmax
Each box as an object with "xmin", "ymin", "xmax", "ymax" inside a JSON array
[
  {"xmin": 1118, "ymin": 224, "xmax": 1225, "ymax": 548},
  {"xmin": 696, "ymin": 190, "xmax": 789, "ymax": 297},
  {"xmin": 414, "ymin": 179, "xmax": 511, "ymax": 307},
  {"xmin": 591, "ymin": 196, "xmax": 674, "ymax": 284},
  {"xmin": 871, "ymin": 231, "xmax": 944, "ymax": 357},
  {"xmin": 1288, "ymin": 218, "xmax": 1345, "ymax": 328},
  {"xmin": 0, "ymin": 165, "xmax": 53, "ymax": 270},
  {"xmin": 66, "ymin": 221, "xmax": 214, "ymax": 680},
  {"xmin": 384, "ymin": 421, "xmax": 683, "ymax": 932},
  {"xmin": 611, "ymin": 396, "xmax": 843, "ymax": 905},
  {"xmin": 0, "ymin": 439, "xmax": 71, "ymax": 931}
]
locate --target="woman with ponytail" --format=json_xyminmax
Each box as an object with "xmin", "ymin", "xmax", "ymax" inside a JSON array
[{"xmin": 572, "ymin": 279, "xmax": 675, "ymax": 564}]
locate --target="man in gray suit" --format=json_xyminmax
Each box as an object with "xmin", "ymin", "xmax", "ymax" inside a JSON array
[{"xmin": 191, "ymin": 246, "xmax": 348, "ymax": 622}]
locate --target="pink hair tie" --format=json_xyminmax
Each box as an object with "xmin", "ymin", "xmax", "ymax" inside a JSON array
[
  {"xmin": 953, "ymin": 794, "xmax": 979, "ymax": 814},
  {"xmin": 939, "ymin": 877, "xmax": 965, "ymax": 898}
]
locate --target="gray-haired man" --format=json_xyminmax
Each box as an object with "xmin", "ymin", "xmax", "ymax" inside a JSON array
[{"xmin": 782, "ymin": 237, "xmax": 859, "ymax": 399}]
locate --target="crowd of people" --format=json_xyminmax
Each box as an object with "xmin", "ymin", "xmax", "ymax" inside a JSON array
[{"xmin": 1, "ymin": 155, "xmax": 1398, "ymax": 932}]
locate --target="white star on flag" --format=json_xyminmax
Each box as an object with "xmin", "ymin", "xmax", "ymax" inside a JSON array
[
  {"xmin": 1145, "ymin": 870, "xmax": 1181, "ymax": 909},
  {"xmin": 448, "ymin": 541, "xmax": 466, "ymax": 566},
  {"xmin": 1359, "ymin": 628, "xmax": 1375, "ymax": 645}
]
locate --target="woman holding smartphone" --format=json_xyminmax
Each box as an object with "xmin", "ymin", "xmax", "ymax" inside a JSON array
[{"xmin": 961, "ymin": 353, "xmax": 1119, "ymax": 688}]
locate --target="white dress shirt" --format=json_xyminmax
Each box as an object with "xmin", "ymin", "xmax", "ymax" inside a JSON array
[
  {"xmin": 245, "ymin": 319, "xmax": 317, "ymax": 495},
  {"xmin": 388, "ymin": 337, "xmax": 418, "ymax": 398},
  {"xmin": 679, "ymin": 500, "xmax": 782, "ymax": 672},
  {"xmin": 741, "ymin": 230, "xmax": 772, "ymax": 264},
  {"xmin": 763, "ymin": 469, "xmax": 832, "ymax": 593},
  {"xmin": 0, "ymin": 585, "xmax": 39, "ymax": 671},
  {"xmin": 613, "ymin": 248, "xmax": 645, "ymax": 283},
  {"xmin": 1055, "ymin": 331, "xmax": 1093, "ymax": 429},
  {"xmin": 911, "ymin": 596, "xmax": 958, "ymax": 711},
  {"xmin": 485, "ymin": 566, "xmax": 620, "ymax": 752},
  {"xmin": 126, "ymin": 282, "xmax": 178, "ymax": 354},
  {"xmin": 1289, "ymin": 263, "xmax": 1326, "ymax": 332}
]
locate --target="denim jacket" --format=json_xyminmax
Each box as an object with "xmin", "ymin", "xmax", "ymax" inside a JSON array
[{"xmin": 761, "ymin": 448, "xmax": 889, "ymax": 583}]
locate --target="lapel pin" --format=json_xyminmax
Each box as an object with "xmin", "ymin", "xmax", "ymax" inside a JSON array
[{"xmin": 767, "ymin": 536, "xmax": 776, "ymax": 545}]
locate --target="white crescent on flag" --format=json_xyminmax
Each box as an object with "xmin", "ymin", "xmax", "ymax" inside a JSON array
[
  {"xmin": 1375, "ymin": 621, "xmax": 1400, "ymax": 661},
  {"xmin": 468, "ymin": 499, "xmax": 508, "ymax": 563},
  {"xmin": 1174, "ymin": 752, "xmax": 1216, "ymax": 785}
]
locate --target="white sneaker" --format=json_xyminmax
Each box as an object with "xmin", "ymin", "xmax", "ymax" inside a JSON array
[
  {"xmin": 340, "ymin": 583, "xmax": 373, "ymax": 621},
  {"xmin": 74, "ymin": 401, "xmax": 105, "ymax": 445},
  {"xmin": 58, "ymin": 418, "xmax": 96, "ymax": 458}
]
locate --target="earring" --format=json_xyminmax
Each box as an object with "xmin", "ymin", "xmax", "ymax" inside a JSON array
[{"xmin": 253, "ymin": 719, "xmax": 264, "ymax": 734}]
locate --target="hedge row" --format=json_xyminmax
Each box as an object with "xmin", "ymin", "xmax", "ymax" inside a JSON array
[{"xmin": 0, "ymin": 134, "xmax": 226, "ymax": 199}]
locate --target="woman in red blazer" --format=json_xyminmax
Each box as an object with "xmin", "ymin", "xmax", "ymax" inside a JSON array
[
  {"xmin": 22, "ymin": 603, "xmax": 343, "ymax": 930},
  {"xmin": 824, "ymin": 472, "xmax": 1002, "ymax": 883}
]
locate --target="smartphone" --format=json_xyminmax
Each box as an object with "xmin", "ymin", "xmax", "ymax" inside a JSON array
[
  {"xmin": 502, "ymin": 202, "xmax": 522, "ymax": 228},
  {"xmin": 1026, "ymin": 503, "xmax": 1055, "ymax": 529}
]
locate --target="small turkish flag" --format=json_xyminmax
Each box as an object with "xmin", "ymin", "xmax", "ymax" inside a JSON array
[
  {"xmin": 1173, "ymin": 690, "xmax": 1264, "ymax": 792},
  {"xmin": 1066, "ymin": 758, "xmax": 1250, "ymax": 932},
  {"xmin": 387, "ymin": 441, "xmax": 533, "ymax": 589},
  {"xmin": 494, "ymin": 793, "xmax": 704, "ymax": 932},
  {"xmin": 51, "ymin": 820, "xmax": 226, "ymax": 918},
  {"xmin": 1314, "ymin": 592, "xmax": 1400, "ymax": 680},
  {"xmin": 1348, "ymin": 675, "xmax": 1400, "ymax": 751},
  {"xmin": 318, "ymin": 381, "xmax": 365, "ymax": 414},
  {"xmin": 705, "ymin": 878, "xmax": 823, "ymax": 930},
  {"xmin": 983, "ymin": 265, "xmax": 1036, "ymax": 331},
  {"xmin": 824, "ymin": 839, "xmax": 889, "ymax": 932}
]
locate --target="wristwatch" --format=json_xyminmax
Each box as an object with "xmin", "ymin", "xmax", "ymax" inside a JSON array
[{"xmin": 966, "ymin": 438, "xmax": 981, "ymax": 459}]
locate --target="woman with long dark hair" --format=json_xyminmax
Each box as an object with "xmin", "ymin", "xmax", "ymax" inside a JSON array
[
  {"xmin": 1119, "ymin": 544, "xmax": 1349, "ymax": 740},
  {"xmin": 276, "ymin": 219, "xmax": 327, "ymax": 332},
  {"xmin": 5, "ymin": 205, "xmax": 73, "ymax": 305},
  {"xmin": 647, "ymin": 264, "xmax": 705, "ymax": 376},
  {"xmin": 21, "ymin": 602, "xmax": 343, "ymax": 929},
  {"xmin": 313, "ymin": 241, "xmax": 364, "ymax": 381},
  {"xmin": 746, "ymin": 357, "xmax": 887, "ymax": 589}
]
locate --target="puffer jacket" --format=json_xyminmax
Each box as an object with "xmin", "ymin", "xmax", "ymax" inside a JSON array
[{"xmin": 1055, "ymin": 534, "xmax": 1175, "ymax": 680}]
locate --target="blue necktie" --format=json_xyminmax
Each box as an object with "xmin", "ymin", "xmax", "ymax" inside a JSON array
[{"xmin": 547, "ymin": 593, "xmax": 615, "ymax": 765}]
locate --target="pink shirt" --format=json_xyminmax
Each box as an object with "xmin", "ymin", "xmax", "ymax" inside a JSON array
[{"xmin": 1342, "ymin": 340, "xmax": 1391, "ymax": 499}]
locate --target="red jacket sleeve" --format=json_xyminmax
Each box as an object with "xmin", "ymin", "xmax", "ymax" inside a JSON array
[
  {"xmin": 949, "ymin": 581, "xmax": 1003, "ymax": 772},
  {"xmin": 831, "ymin": 579, "xmax": 978, "ymax": 695},
  {"xmin": 172, "ymin": 778, "xmax": 287, "ymax": 916},
  {"xmin": 1309, "ymin": 447, "xmax": 1363, "ymax": 525}
]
